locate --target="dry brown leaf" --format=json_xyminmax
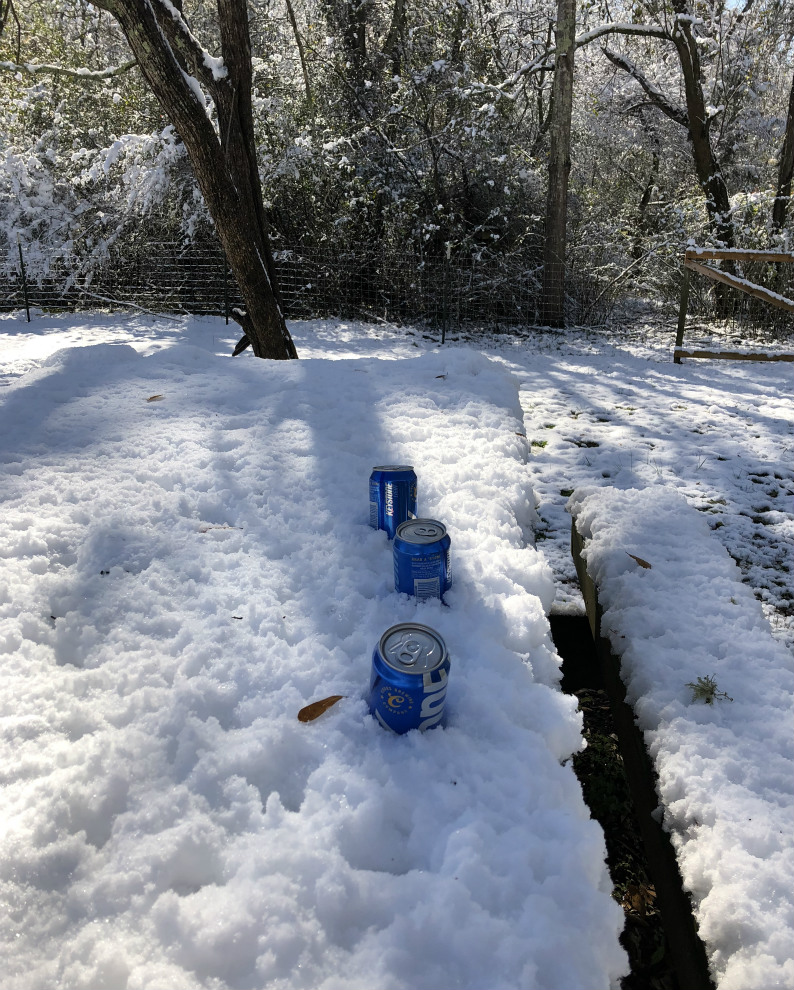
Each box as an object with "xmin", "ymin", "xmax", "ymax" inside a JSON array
[
  {"xmin": 622, "ymin": 883, "xmax": 656, "ymax": 917},
  {"xmin": 627, "ymin": 552, "xmax": 652, "ymax": 569},
  {"xmin": 298, "ymin": 695, "xmax": 345, "ymax": 723},
  {"xmin": 146, "ymin": 394, "xmax": 164, "ymax": 402}
]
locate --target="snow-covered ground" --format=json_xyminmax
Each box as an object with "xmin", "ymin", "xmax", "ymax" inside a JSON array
[
  {"xmin": 570, "ymin": 486, "xmax": 793, "ymax": 990},
  {"xmin": 0, "ymin": 311, "xmax": 791, "ymax": 990},
  {"xmin": 507, "ymin": 326, "xmax": 793, "ymax": 652}
]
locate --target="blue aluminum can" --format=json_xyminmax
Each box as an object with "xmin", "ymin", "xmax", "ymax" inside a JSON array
[
  {"xmin": 369, "ymin": 622, "xmax": 450, "ymax": 733},
  {"xmin": 369, "ymin": 465, "xmax": 417, "ymax": 539},
  {"xmin": 393, "ymin": 519, "xmax": 452, "ymax": 601}
]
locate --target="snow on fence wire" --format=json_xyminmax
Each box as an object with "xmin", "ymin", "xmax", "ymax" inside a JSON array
[
  {"xmin": 1, "ymin": 239, "xmax": 612, "ymax": 330},
  {"xmin": 675, "ymin": 248, "xmax": 794, "ymax": 363}
]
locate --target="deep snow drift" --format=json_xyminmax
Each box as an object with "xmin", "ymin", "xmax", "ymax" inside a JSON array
[
  {"xmin": 1, "ymin": 314, "xmax": 624, "ymax": 990},
  {"xmin": 1, "ymin": 311, "xmax": 791, "ymax": 990}
]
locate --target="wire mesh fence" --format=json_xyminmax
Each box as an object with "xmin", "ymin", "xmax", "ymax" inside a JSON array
[
  {"xmin": 1, "ymin": 238, "xmax": 607, "ymax": 332},
  {"xmin": 2, "ymin": 238, "xmax": 791, "ymax": 345},
  {"xmin": 3, "ymin": 242, "xmax": 235, "ymax": 318}
]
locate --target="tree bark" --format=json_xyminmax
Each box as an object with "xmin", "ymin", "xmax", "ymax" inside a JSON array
[
  {"xmin": 382, "ymin": 0, "xmax": 407, "ymax": 77},
  {"xmin": 772, "ymin": 73, "xmax": 794, "ymax": 232},
  {"xmin": 284, "ymin": 0, "xmax": 313, "ymax": 108},
  {"xmin": 632, "ymin": 143, "xmax": 660, "ymax": 260},
  {"xmin": 542, "ymin": 0, "xmax": 576, "ymax": 328},
  {"xmin": 91, "ymin": 0, "xmax": 298, "ymax": 360},
  {"xmin": 669, "ymin": 12, "xmax": 734, "ymax": 248},
  {"xmin": 322, "ymin": 0, "xmax": 370, "ymax": 96},
  {"xmin": 603, "ymin": 31, "xmax": 735, "ymax": 250}
]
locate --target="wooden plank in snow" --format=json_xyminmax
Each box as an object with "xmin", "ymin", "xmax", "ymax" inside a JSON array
[
  {"xmin": 683, "ymin": 259, "xmax": 794, "ymax": 313},
  {"xmin": 684, "ymin": 248, "xmax": 794, "ymax": 263},
  {"xmin": 674, "ymin": 349, "xmax": 794, "ymax": 363}
]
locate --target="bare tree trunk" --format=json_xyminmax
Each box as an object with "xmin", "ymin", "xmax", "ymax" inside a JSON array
[
  {"xmin": 772, "ymin": 73, "xmax": 794, "ymax": 232},
  {"xmin": 604, "ymin": 26, "xmax": 735, "ymax": 252},
  {"xmin": 670, "ymin": 14, "xmax": 734, "ymax": 249},
  {"xmin": 542, "ymin": 0, "xmax": 576, "ymax": 328},
  {"xmin": 284, "ymin": 0, "xmax": 313, "ymax": 108},
  {"xmin": 382, "ymin": 0, "xmax": 407, "ymax": 76},
  {"xmin": 322, "ymin": 0, "xmax": 370, "ymax": 99},
  {"xmin": 632, "ymin": 133, "xmax": 660, "ymax": 259},
  {"xmin": 92, "ymin": 0, "xmax": 297, "ymax": 360}
]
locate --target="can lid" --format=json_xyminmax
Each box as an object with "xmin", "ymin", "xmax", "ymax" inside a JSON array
[
  {"xmin": 395, "ymin": 519, "xmax": 447, "ymax": 544},
  {"xmin": 379, "ymin": 623, "xmax": 447, "ymax": 674},
  {"xmin": 372, "ymin": 465, "xmax": 414, "ymax": 473}
]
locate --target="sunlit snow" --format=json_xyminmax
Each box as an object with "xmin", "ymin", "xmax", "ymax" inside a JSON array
[{"xmin": 0, "ymin": 311, "xmax": 791, "ymax": 990}]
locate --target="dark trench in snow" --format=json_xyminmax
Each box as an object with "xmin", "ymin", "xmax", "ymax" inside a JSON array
[{"xmin": 550, "ymin": 613, "xmax": 715, "ymax": 990}]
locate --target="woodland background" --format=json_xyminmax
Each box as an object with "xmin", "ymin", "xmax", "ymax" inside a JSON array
[{"xmin": 1, "ymin": 0, "xmax": 792, "ymax": 330}]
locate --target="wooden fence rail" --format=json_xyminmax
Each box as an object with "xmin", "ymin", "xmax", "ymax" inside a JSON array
[{"xmin": 674, "ymin": 248, "xmax": 794, "ymax": 364}]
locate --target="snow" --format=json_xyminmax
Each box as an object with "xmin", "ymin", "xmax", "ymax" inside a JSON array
[
  {"xmin": 513, "ymin": 331, "xmax": 793, "ymax": 649},
  {"xmin": 1, "ymin": 311, "xmax": 792, "ymax": 990},
  {"xmin": 181, "ymin": 68, "xmax": 210, "ymax": 112},
  {"xmin": 202, "ymin": 53, "xmax": 228, "ymax": 82},
  {"xmin": 683, "ymin": 257, "xmax": 794, "ymax": 309},
  {"xmin": 569, "ymin": 486, "xmax": 794, "ymax": 990},
  {"xmin": 573, "ymin": 22, "xmax": 671, "ymax": 47},
  {"xmin": 155, "ymin": 0, "xmax": 227, "ymax": 82},
  {"xmin": 0, "ymin": 313, "xmax": 623, "ymax": 990},
  {"xmin": 688, "ymin": 247, "xmax": 794, "ymax": 258}
]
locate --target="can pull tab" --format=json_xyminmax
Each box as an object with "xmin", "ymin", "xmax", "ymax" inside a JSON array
[
  {"xmin": 392, "ymin": 637, "xmax": 423, "ymax": 666},
  {"xmin": 414, "ymin": 526, "xmax": 437, "ymax": 537}
]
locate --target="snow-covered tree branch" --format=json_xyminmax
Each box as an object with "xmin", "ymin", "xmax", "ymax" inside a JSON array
[{"xmin": 0, "ymin": 57, "xmax": 137, "ymax": 79}]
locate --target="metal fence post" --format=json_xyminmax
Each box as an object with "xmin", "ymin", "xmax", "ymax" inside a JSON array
[
  {"xmin": 16, "ymin": 236, "xmax": 31, "ymax": 322},
  {"xmin": 442, "ymin": 242, "xmax": 451, "ymax": 345},
  {"xmin": 223, "ymin": 255, "xmax": 229, "ymax": 324}
]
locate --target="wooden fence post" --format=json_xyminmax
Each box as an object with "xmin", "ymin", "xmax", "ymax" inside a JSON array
[{"xmin": 674, "ymin": 265, "xmax": 690, "ymax": 364}]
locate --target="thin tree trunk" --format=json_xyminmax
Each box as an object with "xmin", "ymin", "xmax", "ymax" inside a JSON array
[
  {"xmin": 670, "ymin": 12, "xmax": 736, "ymax": 313},
  {"xmin": 382, "ymin": 0, "xmax": 407, "ymax": 76},
  {"xmin": 664, "ymin": 1, "xmax": 734, "ymax": 249},
  {"xmin": 772, "ymin": 73, "xmax": 794, "ymax": 231},
  {"xmin": 542, "ymin": 0, "xmax": 576, "ymax": 328},
  {"xmin": 601, "ymin": 9, "xmax": 737, "ymax": 252},
  {"xmin": 93, "ymin": 0, "xmax": 297, "ymax": 359},
  {"xmin": 284, "ymin": 0, "xmax": 313, "ymax": 108},
  {"xmin": 632, "ymin": 144, "xmax": 660, "ymax": 259}
]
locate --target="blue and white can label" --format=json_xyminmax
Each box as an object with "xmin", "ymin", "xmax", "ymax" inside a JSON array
[
  {"xmin": 369, "ymin": 623, "xmax": 450, "ymax": 734},
  {"xmin": 393, "ymin": 519, "xmax": 451, "ymax": 601},
  {"xmin": 369, "ymin": 466, "xmax": 417, "ymax": 539}
]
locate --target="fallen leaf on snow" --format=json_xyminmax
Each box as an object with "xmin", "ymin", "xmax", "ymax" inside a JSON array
[{"xmin": 298, "ymin": 695, "xmax": 345, "ymax": 722}]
